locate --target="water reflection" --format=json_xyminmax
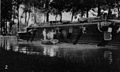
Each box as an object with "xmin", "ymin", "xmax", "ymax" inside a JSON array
[
  {"xmin": 0, "ymin": 37, "xmax": 120, "ymax": 72},
  {"xmin": 104, "ymin": 50, "xmax": 113, "ymax": 64},
  {"xmin": 18, "ymin": 44, "xmax": 43, "ymax": 55},
  {"xmin": 0, "ymin": 36, "xmax": 18, "ymax": 51},
  {"xmin": 43, "ymin": 45, "xmax": 59, "ymax": 57},
  {"xmin": 0, "ymin": 37, "xmax": 116, "ymax": 61}
]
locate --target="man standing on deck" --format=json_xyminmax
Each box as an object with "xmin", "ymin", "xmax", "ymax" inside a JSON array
[
  {"xmin": 47, "ymin": 29, "xmax": 56, "ymax": 40},
  {"xmin": 43, "ymin": 28, "xmax": 47, "ymax": 40},
  {"xmin": 73, "ymin": 26, "xmax": 84, "ymax": 44},
  {"xmin": 97, "ymin": 22, "xmax": 120, "ymax": 46},
  {"xmin": 26, "ymin": 28, "xmax": 37, "ymax": 42}
]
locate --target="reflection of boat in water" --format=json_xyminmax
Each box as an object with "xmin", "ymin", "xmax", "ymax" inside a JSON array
[
  {"xmin": 104, "ymin": 50, "xmax": 113, "ymax": 64},
  {"xmin": 41, "ymin": 39, "xmax": 59, "ymax": 45},
  {"xmin": 43, "ymin": 45, "xmax": 59, "ymax": 57}
]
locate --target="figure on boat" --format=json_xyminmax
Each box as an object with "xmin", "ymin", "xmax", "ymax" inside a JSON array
[{"xmin": 41, "ymin": 28, "xmax": 59, "ymax": 45}]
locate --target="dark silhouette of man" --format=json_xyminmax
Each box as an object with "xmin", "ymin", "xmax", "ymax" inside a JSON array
[
  {"xmin": 97, "ymin": 22, "xmax": 119, "ymax": 46},
  {"xmin": 27, "ymin": 28, "xmax": 37, "ymax": 42},
  {"xmin": 73, "ymin": 27, "xmax": 83, "ymax": 44}
]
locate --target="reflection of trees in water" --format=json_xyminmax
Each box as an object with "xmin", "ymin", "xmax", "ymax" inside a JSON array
[
  {"xmin": 43, "ymin": 45, "xmax": 59, "ymax": 57},
  {"xmin": 18, "ymin": 45, "xmax": 59, "ymax": 56},
  {"xmin": 56, "ymin": 48, "xmax": 100, "ymax": 64},
  {"xmin": 0, "ymin": 36, "xmax": 18, "ymax": 51}
]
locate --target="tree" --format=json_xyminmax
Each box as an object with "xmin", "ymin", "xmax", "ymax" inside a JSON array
[
  {"xmin": 63, "ymin": 0, "xmax": 87, "ymax": 21},
  {"xmin": 1, "ymin": 0, "xmax": 12, "ymax": 35},
  {"xmin": 50, "ymin": 0, "xmax": 68, "ymax": 22},
  {"xmin": 1, "ymin": 0, "xmax": 12, "ymax": 21}
]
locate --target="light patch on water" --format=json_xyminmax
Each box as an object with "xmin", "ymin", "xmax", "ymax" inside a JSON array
[
  {"xmin": 43, "ymin": 45, "xmax": 59, "ymax": 57},
  {"xmin": 104, "ymin": 51, "xmax": 113, "ymax": 64}
]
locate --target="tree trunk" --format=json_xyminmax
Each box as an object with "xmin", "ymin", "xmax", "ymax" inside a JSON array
[
  {"xmin": 118, "ymin": 7, "xmax": 119, "ymax": 16},
  {"xmin": 27, "ymin": 12, "xmax": 30, "ymax": 26},
  {"xmin": 18, "ymin": 9, "xmax": 19, "ymax": 32},
  {"xmin": 34, "ymin": 12, "xmax": 37, "ymax": 24},
  {"xmin": 5, "ymin": 19, "xmax": 7, "ymax": 35},
  {"xmin": 98, "ymin": 3, "xmax": 101, "ymax": 17},
  {"xmin": 108, "ymin": 7, "xmax": 112, "ymax": 18},
  {"xmin": 55, "ymin": 14, "xmax": 57, "ymax": 22},
  {"xmin": 0, "ymin": 24, "xmax": 1, "ymax": 35},
  {"xmin": 60, "ymin": 12, "xmax": 62, "ymax": 22},
  {"xmin": 46, "ymin": 12, "xmax": 49, "ymax": 22},
  {"xmin": 0, "ymin": 23, "xmax": 1, "ymax": 35},
  {"xmin": 81, "ymin": 11, "xmax": 84, "ymax": 18},
  {"xmin": 118, "ymin": 7, "xmax": 119, "ymax": 12},
  {"xmin": 0, "ymin": 0, "xmax": 2, "ymax": 35},
  {"xmin": 33, "ymin": 6, "xmax": 37, "ymax": 24},
  {"xmin": 25, "ymin": 12, "xmax": 27, "ymax": 24},
  {"xmin": 71, "ymin": 12, "xmax": 74, "ymax": 22},
  {"xmin": 19, "ymin": 11, "xmax": 24, "ymax": 32},
  {"xmin": 35, "ymin": 13, "xmax": 37, "ymax": 24},
  {"xmin": 86, "ymin": 9, "xmax": 89, "ymax": 18},
  {"xmin": 20, "ymin": 11, "xmax": 25, "ymax": 23},
  {"xmin": 45, "ymin": 0, "xmax": 49, "ymax": 22}
]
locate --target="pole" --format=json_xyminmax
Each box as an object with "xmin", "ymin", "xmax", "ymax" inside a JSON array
[{"xmin": 0, "ymin": 0, "xmax": 1, "ymax": 35}]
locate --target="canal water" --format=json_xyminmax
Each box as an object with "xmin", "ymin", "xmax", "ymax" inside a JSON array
[{"xmin": 0, "ymin": 36, "xmax": 120, "ymax": 72}]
